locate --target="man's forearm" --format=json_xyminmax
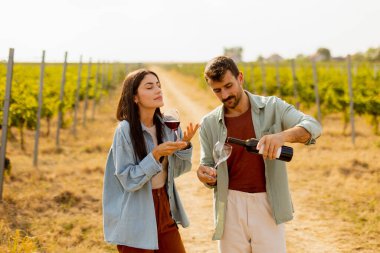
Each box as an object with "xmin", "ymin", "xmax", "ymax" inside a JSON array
[{"xmin": 281, "ymin": 126, "xmax": 311, "ymax": 144}]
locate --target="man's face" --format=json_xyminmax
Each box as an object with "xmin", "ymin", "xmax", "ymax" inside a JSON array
[{"xmin": 208, "ymin": 70, "xmax": 244, "ymax": 109}]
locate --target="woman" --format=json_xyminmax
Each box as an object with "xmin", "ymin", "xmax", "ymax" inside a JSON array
[{"xmin": 103, "ymin": 69, "xmax": 199, "ymax": 253}]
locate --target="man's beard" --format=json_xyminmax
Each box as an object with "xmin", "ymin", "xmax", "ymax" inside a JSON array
[{"xmin": 222, "ymin": 93, "xmax": 241, "ymax": 109}]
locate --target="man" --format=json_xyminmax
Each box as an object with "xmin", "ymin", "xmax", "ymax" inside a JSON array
[{"xmin": 197, "ymin": 56, "xmax": 322, "ymax": 253}]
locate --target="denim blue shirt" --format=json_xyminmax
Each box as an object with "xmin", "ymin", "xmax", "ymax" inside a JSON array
[
  {"xmin": 199, "ymin": 92, "xmax": 322, "ymax": 240},
  {"xmin": 103, "ymin": 117, "xmax": 192, "ymax": 249}
]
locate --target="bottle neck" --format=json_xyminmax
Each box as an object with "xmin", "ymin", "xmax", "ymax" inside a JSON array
[{"xmin": 226, "ymin": 137, "xmax": 246, "ymax": 146}]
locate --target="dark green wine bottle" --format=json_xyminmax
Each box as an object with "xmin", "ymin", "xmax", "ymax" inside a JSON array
[{"xmin": 226, "ymin": 137, "xmax": 293, "ymax": 162}]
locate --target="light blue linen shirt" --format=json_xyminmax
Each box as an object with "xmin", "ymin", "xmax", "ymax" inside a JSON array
[
  {"xmin": 199, "ymin": 91, "xmax": 322, "ymax": 240},
  {"xmin": 103, "ymin": 117, "xmax": 192, "ymax": 250}
]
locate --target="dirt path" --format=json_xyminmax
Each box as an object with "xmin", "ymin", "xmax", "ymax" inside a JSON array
[
  {"xmin": 152, "ymin": 66, "xmax": 341, "ymax": 253},
  {"xmin": 151, "ymin": 66, "xmax": 219, "ymax": 253}
]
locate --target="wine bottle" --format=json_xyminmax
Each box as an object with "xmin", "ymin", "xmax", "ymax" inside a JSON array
[{"xmin": 226, "ymin": 137, "xmax": 293, "ymax": 162}]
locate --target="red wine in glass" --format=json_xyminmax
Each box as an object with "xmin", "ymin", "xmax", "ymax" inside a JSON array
[
  {"xmin": 164, "ymin": 121, "xmax": 180, "ymax": 131},
  {"xmin": 164, "ymin": 109, "xmax": 180, "ymax": 140}
]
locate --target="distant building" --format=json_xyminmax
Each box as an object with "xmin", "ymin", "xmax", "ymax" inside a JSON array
[
  {"xmin": 332, "ymin": 56, "xmax": 346, "ymax": 62},
  {"xmin": 310, "ymin": 48, "xmax": 332, "ymax": 62},
  {"xmin": 266, "ymin": 54, "xmax": 284, "ymax": 63},
  {"xmin": 224, "ymin": 47, "xmax": 243, "ymax": 63},
  {"xmin": 310, "ymin": 53, "xmax": 327, "ymax": 62}
]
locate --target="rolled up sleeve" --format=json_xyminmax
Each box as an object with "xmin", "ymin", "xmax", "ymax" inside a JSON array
[
  {"xmin": 296, "ymin": 116, "xmax": 322, "ymax": 145},
  {"xmin": 278, "ymin": 98, "xmax": 322, "ymax": 145}
]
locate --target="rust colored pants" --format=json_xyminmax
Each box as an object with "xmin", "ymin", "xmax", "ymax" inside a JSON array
[{"xmin": 117, "ymin": 187, "xmax": 186, "ymax": 253}]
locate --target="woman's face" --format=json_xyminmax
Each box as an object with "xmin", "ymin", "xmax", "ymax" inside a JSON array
[{"xmin": 134, "ymin": 73, "xmax": 164, "ymax": 111}]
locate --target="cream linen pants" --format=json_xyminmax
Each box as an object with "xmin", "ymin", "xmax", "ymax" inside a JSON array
[{"xmin": 219, "ymin": 190, "xmax": 286, "ymax": 253}]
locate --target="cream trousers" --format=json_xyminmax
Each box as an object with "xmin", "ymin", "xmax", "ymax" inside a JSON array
[{"xmin": 219, "ymin": 190, "xmax": 286, "ymax": 253}]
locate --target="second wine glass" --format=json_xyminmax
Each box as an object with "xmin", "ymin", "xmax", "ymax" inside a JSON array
[{"xmin": 212, "ymin": 141, "xmax": 232, "ymax": 170}]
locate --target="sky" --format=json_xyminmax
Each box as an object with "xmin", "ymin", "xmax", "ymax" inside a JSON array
[{"xmin": 1, "ymin": 0, "xmax": 379, "ymax": 62}]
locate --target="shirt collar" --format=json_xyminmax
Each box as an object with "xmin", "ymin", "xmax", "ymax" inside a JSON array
[
  {"xmin": 140, "ymin": 114, "xmax": 164, "ymax": 132},
  {"xmin": 217, "ymin": 90, "xmax": 265, "ymax": 123}
]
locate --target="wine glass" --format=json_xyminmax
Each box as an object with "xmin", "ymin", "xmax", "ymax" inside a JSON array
[
  {"xmin": 163, "ymin": 108, "xmax": 180, "ymax": 140},
  {"xmin": 212, "ymin": 141, "xmax": 232, "ymax": 170}
]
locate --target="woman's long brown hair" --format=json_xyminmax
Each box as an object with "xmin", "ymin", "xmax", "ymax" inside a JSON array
[{"xmin": 116, "ymin": 69, "xmax": 163, "ymax": 161}]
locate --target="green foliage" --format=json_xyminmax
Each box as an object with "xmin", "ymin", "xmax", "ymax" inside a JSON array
[
  {"xmin": 316, "ymin": 47, "xmax": 331, "ymax": 61},
  {"xmin": 0, "ymin": 62, "xmax": 126, "ymax": 145},
  {"xmin": 365, "ymin": 47, "xmax": 380, "ymax": 62},
  {"xmin": 160, "ymin": 60, "xmax": 380, "ymax": 134}
]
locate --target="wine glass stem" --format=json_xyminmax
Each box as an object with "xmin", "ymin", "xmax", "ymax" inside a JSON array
[{"xmin": 174, "ymin": 130, "xmax": 179, "ymax": 141}]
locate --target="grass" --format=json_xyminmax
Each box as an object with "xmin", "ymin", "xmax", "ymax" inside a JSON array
[
  {"xmin": 0, "ymin": 96, "xmax": 118, "ymax": 253},
  {"xmin": 285, "ymin": 113, "xmax": 380, "ymax": 252}
]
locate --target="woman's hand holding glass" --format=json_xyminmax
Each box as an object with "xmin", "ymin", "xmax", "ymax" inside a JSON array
[
  {"xmin": 152, "ymin": 121, "xmax": 200, "ymax": 162},
  {"xmin": 152, "ymin": 141, "xmax": 188, "ymax": 162},
  {"xmin": 164, "ymin": 108, "xmax": 199, "ymax": 143},
  {"xmin": 157, "ymin": 109, "xmax": 200, "ymax": 162}
]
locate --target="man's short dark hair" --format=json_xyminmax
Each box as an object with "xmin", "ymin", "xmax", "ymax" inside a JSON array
[{"xmin": 204, "ymin": 56, "xmax": 240, "ymax": 83}]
